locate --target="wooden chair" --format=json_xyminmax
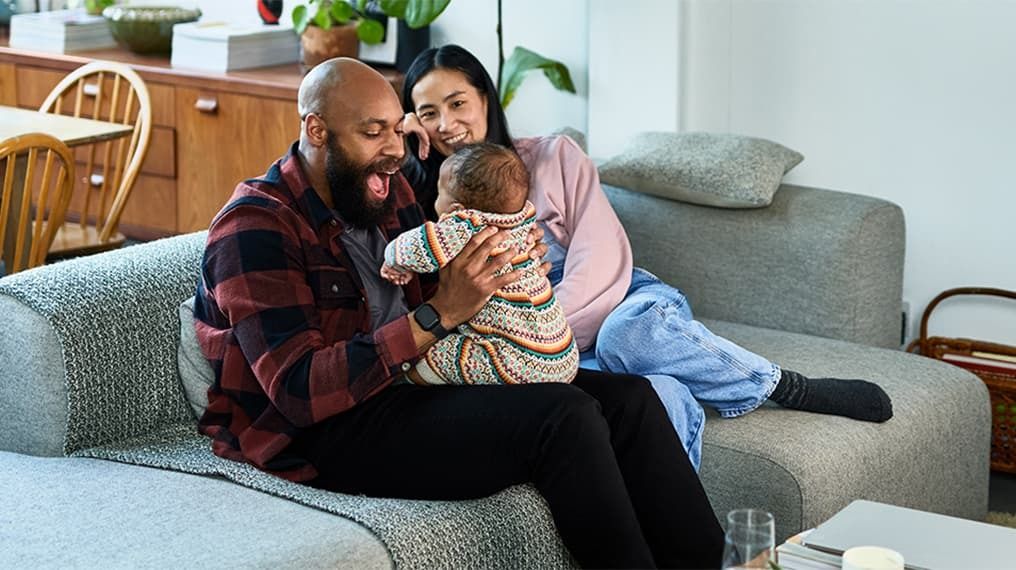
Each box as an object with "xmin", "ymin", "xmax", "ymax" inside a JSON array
[
  {"xmin": 0, "ymin": 133, "xmax": 76, "ymax": 275},
  {"xmin": 38, "ymin": 61, "xmax": 152, "ymax": 260}
]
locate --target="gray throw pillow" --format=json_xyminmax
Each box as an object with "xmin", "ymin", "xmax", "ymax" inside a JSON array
[
  {"xmin": 177, "ymin": 296, "xmax": 215, "ymax": 420},
  {"xmin": 597, "ymin": 131, "xmax": 804, "ymax": 208}
]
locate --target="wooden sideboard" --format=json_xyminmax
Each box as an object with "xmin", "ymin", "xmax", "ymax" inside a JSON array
[{"xmin": 0, "ymin": 38, "xmax": 402, "ymax": 238}]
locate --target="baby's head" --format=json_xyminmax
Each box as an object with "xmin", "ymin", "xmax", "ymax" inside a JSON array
[{"xmin": 436, "ymin": 142, "xmax": 529, "ymax": 215}]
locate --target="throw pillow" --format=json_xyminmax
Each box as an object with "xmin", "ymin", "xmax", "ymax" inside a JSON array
[
  {"xmin": 177, "ymin": 295, "xmax": 214, "ymax": 420},
  {"xmin": 597, "ymin": 131, "xmax": 804, "ymax": 208}
]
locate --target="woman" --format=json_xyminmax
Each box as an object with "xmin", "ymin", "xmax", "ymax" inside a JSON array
[{"xmin": 400, "ymin": 45, "xmax": 893, "ymax": 471}]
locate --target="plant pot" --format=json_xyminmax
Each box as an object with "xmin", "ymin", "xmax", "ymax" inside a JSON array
[{"xmin": 300, "ymin": 23, "xmax": 359, "ymax": 72}]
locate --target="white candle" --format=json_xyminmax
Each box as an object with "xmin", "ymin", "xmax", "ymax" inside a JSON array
[{"xmin": 842, "ymin": 546, "xmax": 905, "ymax": 570}]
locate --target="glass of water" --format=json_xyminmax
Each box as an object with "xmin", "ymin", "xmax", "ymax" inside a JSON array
[{"xmin": 721, "ymin": 508, "xmax": 775, "ymax": 569}]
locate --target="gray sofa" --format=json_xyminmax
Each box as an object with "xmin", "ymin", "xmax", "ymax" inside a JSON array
[{"xmin": 0, "ymin": 181, "xmax": 991, "ymax": 568}]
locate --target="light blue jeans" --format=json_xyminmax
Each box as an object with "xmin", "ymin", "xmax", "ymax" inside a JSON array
[{"xmin": 568, "ymin": 268, "xmax": 781, "ymax": 471}]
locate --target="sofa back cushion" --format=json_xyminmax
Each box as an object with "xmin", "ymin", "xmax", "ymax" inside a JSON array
[{"xmin": 603, "ymin": 183, "xmax": 905, "ymax": 348}]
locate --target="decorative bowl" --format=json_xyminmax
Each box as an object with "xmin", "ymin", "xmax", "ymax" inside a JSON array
[{"xmin": 102, "ymin": 6, "xmax": 201, "ymax": 55}]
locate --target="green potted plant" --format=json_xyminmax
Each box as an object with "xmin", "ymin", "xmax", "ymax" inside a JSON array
[
  {"xmin": 494, "ymin": 0, "xmax": 575, "ymax": 108},
  {"xmin": 293, "ymin": 0, "xmax": 449, "ymax": 69}
]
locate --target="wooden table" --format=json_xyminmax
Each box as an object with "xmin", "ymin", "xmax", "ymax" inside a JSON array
[
  {"xmin": 0, "ymin": 106, "xmax": 133, "ymax": 145},
  {"xmin": 1, "ymin": 105, "xmax": 133, "ymax": 272}
]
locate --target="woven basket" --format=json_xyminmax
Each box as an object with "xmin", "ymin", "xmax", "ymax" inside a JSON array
[{"xmin": 906, "ymin": 287, "xmax": 1016, "ymax": 474}]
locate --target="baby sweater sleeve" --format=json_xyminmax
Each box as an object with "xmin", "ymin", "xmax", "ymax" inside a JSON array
[{"xmin": 383, "ymin": 215, "xmax": 478, "ymax": 274}]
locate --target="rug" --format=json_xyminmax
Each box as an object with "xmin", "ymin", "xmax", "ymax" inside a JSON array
[{"xmin": 986, "ymin": 511, "xmax": 1016, "ymax": 528}]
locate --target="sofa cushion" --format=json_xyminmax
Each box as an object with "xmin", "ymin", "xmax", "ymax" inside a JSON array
[
  {"xmin": 0, "ymin": 296, "xmax": 68, "ymax": 456},
  {"xmin": 697, "ymin": 318, "xmax": 990, "ymax": 541},
  {"xmin": 0, "ymin": 451, "xmax": 391, "ymax": 568},
  {"xmin": 598, "ymin": 131, "xmax": 803, "ymax": 208},
  {"xmin": 178, "ymin": 296, "xmax": 214, "ymax": 420}
]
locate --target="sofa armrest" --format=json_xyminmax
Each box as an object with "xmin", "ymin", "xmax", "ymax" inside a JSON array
[
  {"xmin": 604, "ymin": 183, "xmax": 905, "ymax": 348},
  {"xmin": 0, "ymin": 232, "xmax": 207, "ymax": 456}
]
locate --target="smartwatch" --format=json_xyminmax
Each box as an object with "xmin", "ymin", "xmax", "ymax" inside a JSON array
[{"xmin": 414, "ymin": 303, "xmax": 450, "ymax": 339}]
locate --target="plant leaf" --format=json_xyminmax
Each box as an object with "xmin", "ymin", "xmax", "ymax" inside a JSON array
[
  {"xmin": 403, "ymin": 0, "xmax": 450, "ymax": 28},
  {"xmin": 314, "ymin": 4, "xmax": 333, "ymax": 29},
  {"xmin": 379, "ymin": 0, "xmax": 408, "ymax": 19},
  {"xmin": 499, "ymin": 46, "xmax": 576, "ymax": 108},
  {"xmin": 331, "ymin": 0, "xmax": 355, "ymax": 23},
  {"xmin": 357, "ymin": 18, "xmax": 386, "ymax": 44},
  {"xmin": 292, "ymin": 4, "xmax": 309, "ymax": 34},
  {"xmin": 356, "ymin": 0, "xmax": 369, "ymax": 12}
]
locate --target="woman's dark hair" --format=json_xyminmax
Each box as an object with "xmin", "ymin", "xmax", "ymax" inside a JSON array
[{"xmin": 401, "ymin": 45, "xmax": 514, "ymax": 219}]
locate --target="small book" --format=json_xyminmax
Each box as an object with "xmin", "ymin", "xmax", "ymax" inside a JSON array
[
  {"xmin": 170, "ymin": 21, "xmax": 299, "ymax": 72},
  {"xmin": 9, "ymin": 8, "xmax": 116, "ymax": 53},
  {"xmin": 941, "ymin": 351, "xmax": 1016, "ymax": 378}
]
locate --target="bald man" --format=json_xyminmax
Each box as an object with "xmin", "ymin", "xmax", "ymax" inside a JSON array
[{"xmin": 192, "ymin": 58, "xmax": 722, "ymax": 569}]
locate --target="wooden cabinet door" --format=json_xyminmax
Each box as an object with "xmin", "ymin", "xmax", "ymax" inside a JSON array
[{"xmin": 175, "ymin": 87, "xmax": 299, "ymax": 233}]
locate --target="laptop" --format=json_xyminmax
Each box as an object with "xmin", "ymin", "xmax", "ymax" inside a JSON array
[{"xmin": 803, "ymin": 500, "xmax": 1016, "ymax": 570}]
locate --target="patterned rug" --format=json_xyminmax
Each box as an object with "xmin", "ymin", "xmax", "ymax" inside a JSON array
[{"xmin": 986, "ymin": 511, "xmax": 1016, "ymax": 528}]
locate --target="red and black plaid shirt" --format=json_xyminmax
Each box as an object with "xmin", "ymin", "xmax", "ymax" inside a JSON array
[{"xmin": 194, "ymin": 143, "xmax": 436, "ymax": 481}]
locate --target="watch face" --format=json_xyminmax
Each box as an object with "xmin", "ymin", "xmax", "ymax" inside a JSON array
[{"xmin": 415, "ymin": 304, "xmax": 441, "ymax": 330}]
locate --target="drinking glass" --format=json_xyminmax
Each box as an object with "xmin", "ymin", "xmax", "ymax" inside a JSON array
[{"xmin": 721, "ymin": 508, "xmax": 775, "ymax": 569}]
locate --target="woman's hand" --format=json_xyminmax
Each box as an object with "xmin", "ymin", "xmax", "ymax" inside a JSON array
[
  {"xmin": 526, "ymin": 224, "xmax": 552, "ymax": 277},
  {"xmin": 428, "ymin": 227, "xmax": 519, "ymax": 328},
  {"xmin": 401, "ymin": 112, "xmax": 430, "ymax": 160}
]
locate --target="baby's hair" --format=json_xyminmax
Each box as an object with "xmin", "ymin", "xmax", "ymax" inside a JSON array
[{"xmin": 443, "ymin": 142, "xmax": 529, "ymax": 214}]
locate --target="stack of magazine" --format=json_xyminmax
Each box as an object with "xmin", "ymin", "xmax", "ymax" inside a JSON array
[
  {"xmin": 171, "ymin": 22, "xmax": 299, "ymax": 72},
  {"xmin": 9, "ymin": 9, "xmax": 116, "ymax": 53}
]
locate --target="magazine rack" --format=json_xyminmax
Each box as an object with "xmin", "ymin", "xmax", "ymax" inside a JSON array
[{"xmin": 906, "ymin": 287, "xmax": 1016, "ymax": 473}]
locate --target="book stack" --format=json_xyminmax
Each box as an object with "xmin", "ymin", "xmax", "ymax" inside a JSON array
[
  {"xmin": 170, "ymin": 22, "xmax": 299, "ymax": 72},
  {"xmin": 9, "ymin": 9, "xmax": 116, "ymax": 53}
]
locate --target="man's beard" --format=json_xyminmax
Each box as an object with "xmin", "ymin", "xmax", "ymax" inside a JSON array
[{"xmin": 324, "ymin": 131, "xmax": 398, "ymax": 229}]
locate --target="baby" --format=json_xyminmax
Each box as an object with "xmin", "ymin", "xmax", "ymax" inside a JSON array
[{"xmin": 382, "ymin": 142, "xmax": 578, "ymax": 385}]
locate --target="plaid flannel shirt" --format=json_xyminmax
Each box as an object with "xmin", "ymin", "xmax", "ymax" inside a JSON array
[{"xmin": 194, "ymin": 143, "xmax": 436, "ymax": 481}]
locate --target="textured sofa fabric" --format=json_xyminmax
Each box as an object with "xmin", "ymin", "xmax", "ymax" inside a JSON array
[
  {"xmin": 604, "ymin": 183, "xmax": 906, "ymax": 349},
  {"xmin": 0, "ymin": 181, "xmax": 991, "ymax": 566}
]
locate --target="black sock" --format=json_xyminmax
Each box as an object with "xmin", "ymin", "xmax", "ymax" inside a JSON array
[{"xmin": 768, "ymin": 369, "xmax": 893, "ymax": 423}]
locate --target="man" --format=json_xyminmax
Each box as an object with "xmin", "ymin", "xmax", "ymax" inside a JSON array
[{"xmin": 193, "ymin": 58, "xmax": 722, "ymax": 569}]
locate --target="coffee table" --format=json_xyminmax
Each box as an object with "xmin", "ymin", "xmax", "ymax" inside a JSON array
[{"xmin": 797, "ymin": 500, "xmax": 1016, "ymax": 570}]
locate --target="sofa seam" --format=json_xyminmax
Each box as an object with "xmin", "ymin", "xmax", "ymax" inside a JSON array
[{"xmin": 703, "ymin": 441, "xmax": 806, "ymax": 531}]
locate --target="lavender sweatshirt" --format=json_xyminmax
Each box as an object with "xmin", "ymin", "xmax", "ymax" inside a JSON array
[{"xmin": 515, "ymin": 135, "xmax": 634, "ymax": 351}]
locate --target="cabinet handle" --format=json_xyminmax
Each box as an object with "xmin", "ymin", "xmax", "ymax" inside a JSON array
[
  {"xmin": 83, "ymin": 82, "xmax": 99, "ymax": 97},
  {"xmin": 194, "ymin": 96, "xmax": 218, "ymax": 114}
]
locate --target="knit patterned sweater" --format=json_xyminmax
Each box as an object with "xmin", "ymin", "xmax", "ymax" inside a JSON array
[{"xmin": 383, "ymin": 200, "xmax": 578, "ymax": 385}]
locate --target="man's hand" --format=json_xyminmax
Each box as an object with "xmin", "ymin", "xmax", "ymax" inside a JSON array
[
  {"xmin": 427, "ymin": 227, "xmax": 520, "ymax": 328},
  {"xmin": 401, "ymin": 112, "xmax": 430, "ymax": 160},
  {"xmin": 380, "ymin": 263, "xmax": 412, "ymax": 286},
  {"xmin": 526, "ymin": 224, "xmax": 552, "ymax": 277}
]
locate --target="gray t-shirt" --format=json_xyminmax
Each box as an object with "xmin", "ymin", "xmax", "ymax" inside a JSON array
[{"xmin": 339, "ymin": 223, "xmax": 409, "ymax": 330}]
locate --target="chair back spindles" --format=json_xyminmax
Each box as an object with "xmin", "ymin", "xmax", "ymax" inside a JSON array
[
  {"xmin": 37, "ymin": 61, "xmax": 152, "ymax": 258},
  {"xmin": 0, "ymin": 133, "xmax": 76, "ymax": 274}
]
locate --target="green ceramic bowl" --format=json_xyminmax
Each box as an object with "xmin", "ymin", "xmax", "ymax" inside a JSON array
[{"xmin": 102, "ymin": 6, "xmax": 202, "ymax": 55}]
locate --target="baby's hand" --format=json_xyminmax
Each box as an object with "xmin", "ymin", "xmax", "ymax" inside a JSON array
[{"xmin": 380, "ymin": 263, "xmax": 412, "ymax": 286}]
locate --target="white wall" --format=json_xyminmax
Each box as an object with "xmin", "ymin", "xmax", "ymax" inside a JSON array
[
  {"xmin": 429, "ymin": 0, "xmax": 587, "ymax": 138},
  {"xmin": 587, "ymin": 0, "xmax": 682, "ymax": 158},
  {"xmin": 679, "ymin": 0, "xmax": 1016, "ymax": 346}
]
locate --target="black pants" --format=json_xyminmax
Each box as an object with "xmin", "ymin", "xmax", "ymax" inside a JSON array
[{"xmin": 293, "ymin": 369, "xmax": 723, "ymax": 569}]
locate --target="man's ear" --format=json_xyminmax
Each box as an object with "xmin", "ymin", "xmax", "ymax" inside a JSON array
[
  {"xmin": 449, "ymin": 201, "xmax": 466, "ymax": 212},
  {"xmin": 303, "ymin": 113, "xmax": 329, "ymax": 147}
]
